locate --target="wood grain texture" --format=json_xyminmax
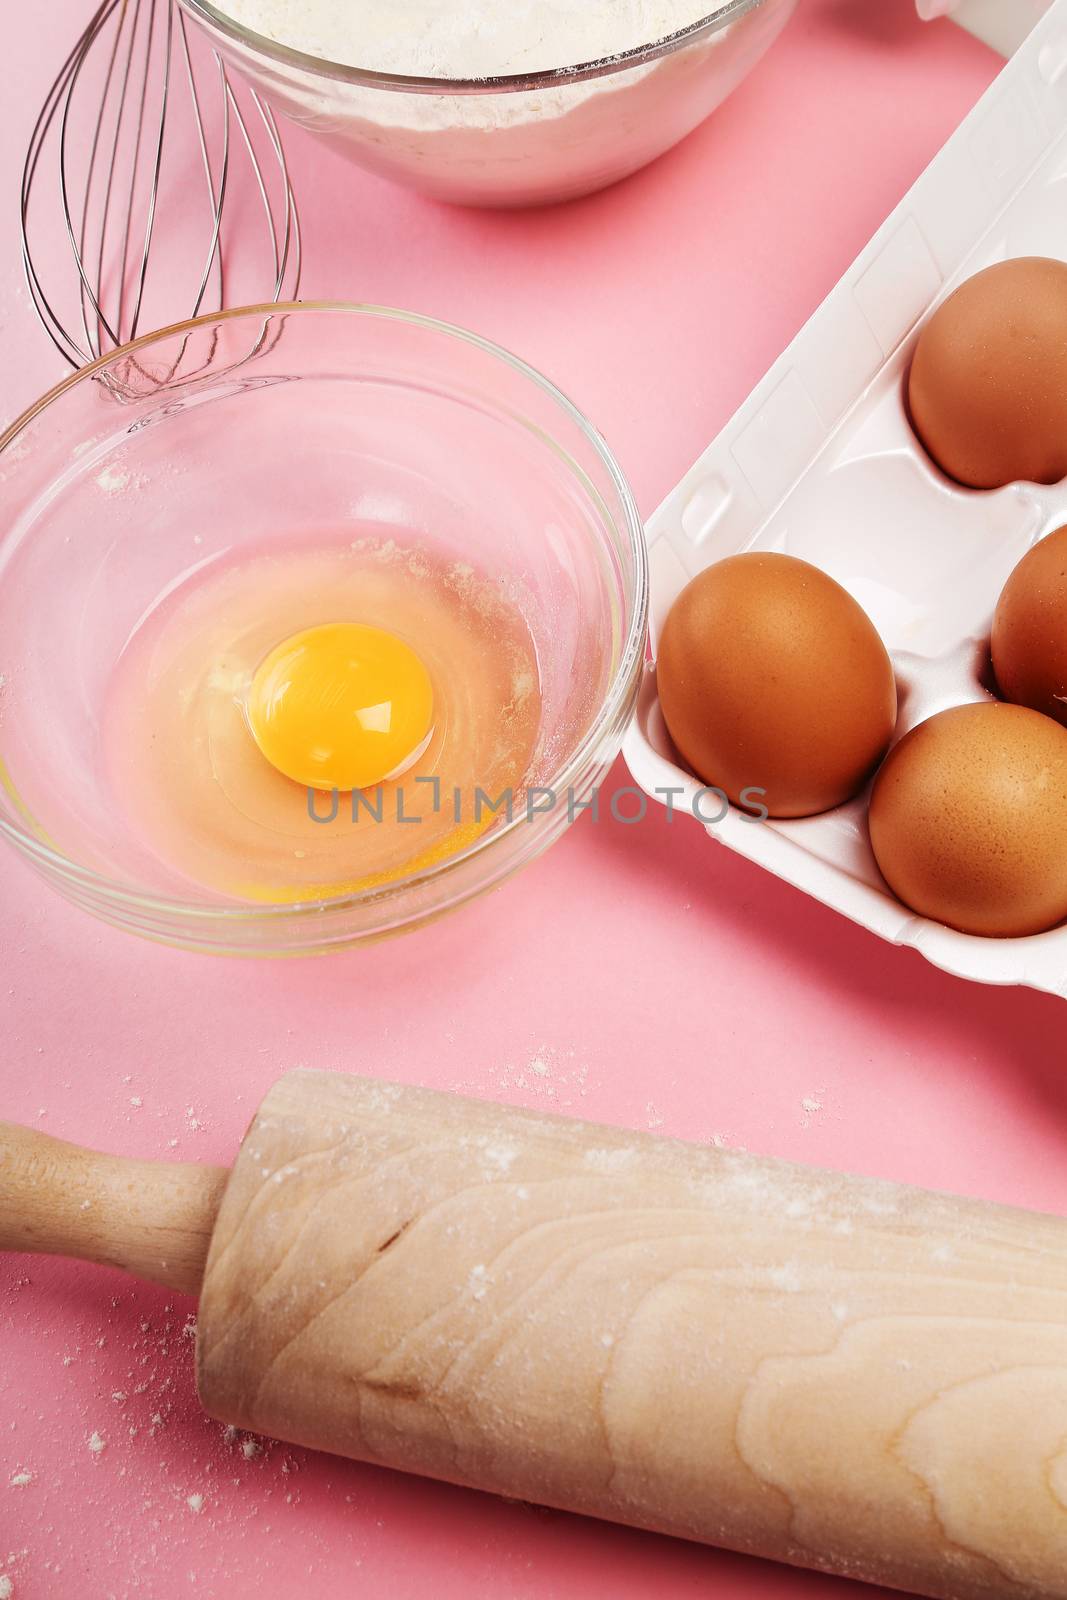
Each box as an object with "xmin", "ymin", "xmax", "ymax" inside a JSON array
[
  {"xmin": 197, "ymin": 1072, "xmax": 1067, "ymax": 1598},
  {"xmin": 0, "ymin": 1121, "xmax": 227, "ymax": 1296}
]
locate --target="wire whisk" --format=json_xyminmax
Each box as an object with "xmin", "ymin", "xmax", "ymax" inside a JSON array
[{"xmin": 21, "ymin": 0, "xmax": 301, "ymax": 379}]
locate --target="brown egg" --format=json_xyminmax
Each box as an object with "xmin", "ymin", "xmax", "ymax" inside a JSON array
[
  {"xmin": 908, "ymin": 257, "xmax": 1067, "ymax": 489},
  {"xmin": 868, "ymin": 702, "xmax": 1067, "ymax": 937},
  {"xmin": 656, "ymin": 552, "xmax": 897, "ymax": 819},
  {"xmin": 991, "ymin": 525, "xmax": 1067, "ymax": 727}
]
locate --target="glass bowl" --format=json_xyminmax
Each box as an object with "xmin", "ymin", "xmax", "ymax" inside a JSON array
[
  {"xmin": 178, "ymin": 0, "xmax": 798, "ymax": 207},
  {"xmin": 0, "ymin": 304, "xmax": 647, "ymax": 955}
]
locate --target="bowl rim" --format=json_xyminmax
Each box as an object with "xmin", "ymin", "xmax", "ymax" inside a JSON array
[
  {"xmin": 178, "ymin": 0, "xmax": 764, "ymax": 94},
  {"xmin": 0, "ymin": 299, "xmax": 649, "ymax": 923}
]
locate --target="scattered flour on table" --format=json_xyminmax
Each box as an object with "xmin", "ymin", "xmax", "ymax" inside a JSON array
[
  {"xmin": 800, "ymin": 1092, "xmax": 826, "ymax": 1128},
  {"xmin": 455, "ymin": 1043, "xmax": 589, "ymax": 1109},
  {"xmin": 1, "ymin": 1283, "xmax": 307, "ymax": 1589}
]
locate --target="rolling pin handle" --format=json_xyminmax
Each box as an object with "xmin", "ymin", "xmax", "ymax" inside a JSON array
[{"xmin": 0, "ymin": 1121, "xmax": 228, "ymax": 1297}]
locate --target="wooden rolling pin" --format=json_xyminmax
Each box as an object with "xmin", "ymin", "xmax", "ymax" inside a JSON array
[{"xmin": 2, "ymin": 1069, "xmax": 1066, "ymax": 1598}]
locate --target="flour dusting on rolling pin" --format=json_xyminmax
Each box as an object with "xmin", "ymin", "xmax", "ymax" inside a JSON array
[{"xmin": 2, "ymin": 1070, "xmax": 1066, "ymax": 1598}]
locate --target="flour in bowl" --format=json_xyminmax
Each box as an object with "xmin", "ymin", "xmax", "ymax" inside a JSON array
[
  {"xmin": 218, "ymin": 0, "xmax": 727, "ymax": 77},
  {"xmin": 209, "ymin": 0, "xmax": 794, "ymax": 205}
]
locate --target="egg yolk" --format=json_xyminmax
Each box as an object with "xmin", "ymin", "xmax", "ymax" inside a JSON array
[{"xmin": 246, "ymin": 622, "xmax": 434, "ymax": 792}]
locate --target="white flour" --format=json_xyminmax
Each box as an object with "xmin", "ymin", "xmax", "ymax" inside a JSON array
[
  {"xmin": 212, "ymin": 0, "xmax": 789, "ymax": 204},
  {"xmin": 220, "ymin": 0, "xmax": 725, "ymax": 77},
  {"xmin": 212, "ymin": 0, "xmax": 793, "ymax": 204}
]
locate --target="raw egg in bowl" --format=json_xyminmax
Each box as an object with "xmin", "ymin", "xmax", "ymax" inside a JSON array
[{"xmin": 0, "ymin": 304, "xmax": 647, "ymax": 954}]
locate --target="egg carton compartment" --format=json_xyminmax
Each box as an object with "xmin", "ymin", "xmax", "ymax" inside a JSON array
[
  {"xmin": 624, "ymin": 0, "xmax": 1067, "ymax": 997},
  {"xmin": 760, "ymin": 401, "xmax": 1047, "ymax": 658},
  {"xmin": 952, "ymin": 0, "xmax": 1055, "ymax": 58}
]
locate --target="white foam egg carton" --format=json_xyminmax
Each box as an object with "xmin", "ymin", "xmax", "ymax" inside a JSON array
[{"xmin": 624, "ymin": 0, "xmax": 1067, "ymax": 997}]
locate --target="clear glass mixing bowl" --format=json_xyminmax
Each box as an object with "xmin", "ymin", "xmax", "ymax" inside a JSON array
[
  {"xmin": 0, "ymin": 304, "xmax": 647, "ymax": 955},
  {"xmin": 178, "ymin": 0, "xmax": 797, "ymax": 207}
]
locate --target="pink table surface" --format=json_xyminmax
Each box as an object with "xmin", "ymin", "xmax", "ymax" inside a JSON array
[{"xmin": 0, "ymin": 5, "xmax": 1047, "ymax": 1598}]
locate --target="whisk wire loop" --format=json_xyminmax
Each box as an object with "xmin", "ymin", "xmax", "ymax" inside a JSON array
[{"xmin": 22, "ymin": 0, "xmax": 301, "ymax": 377}]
